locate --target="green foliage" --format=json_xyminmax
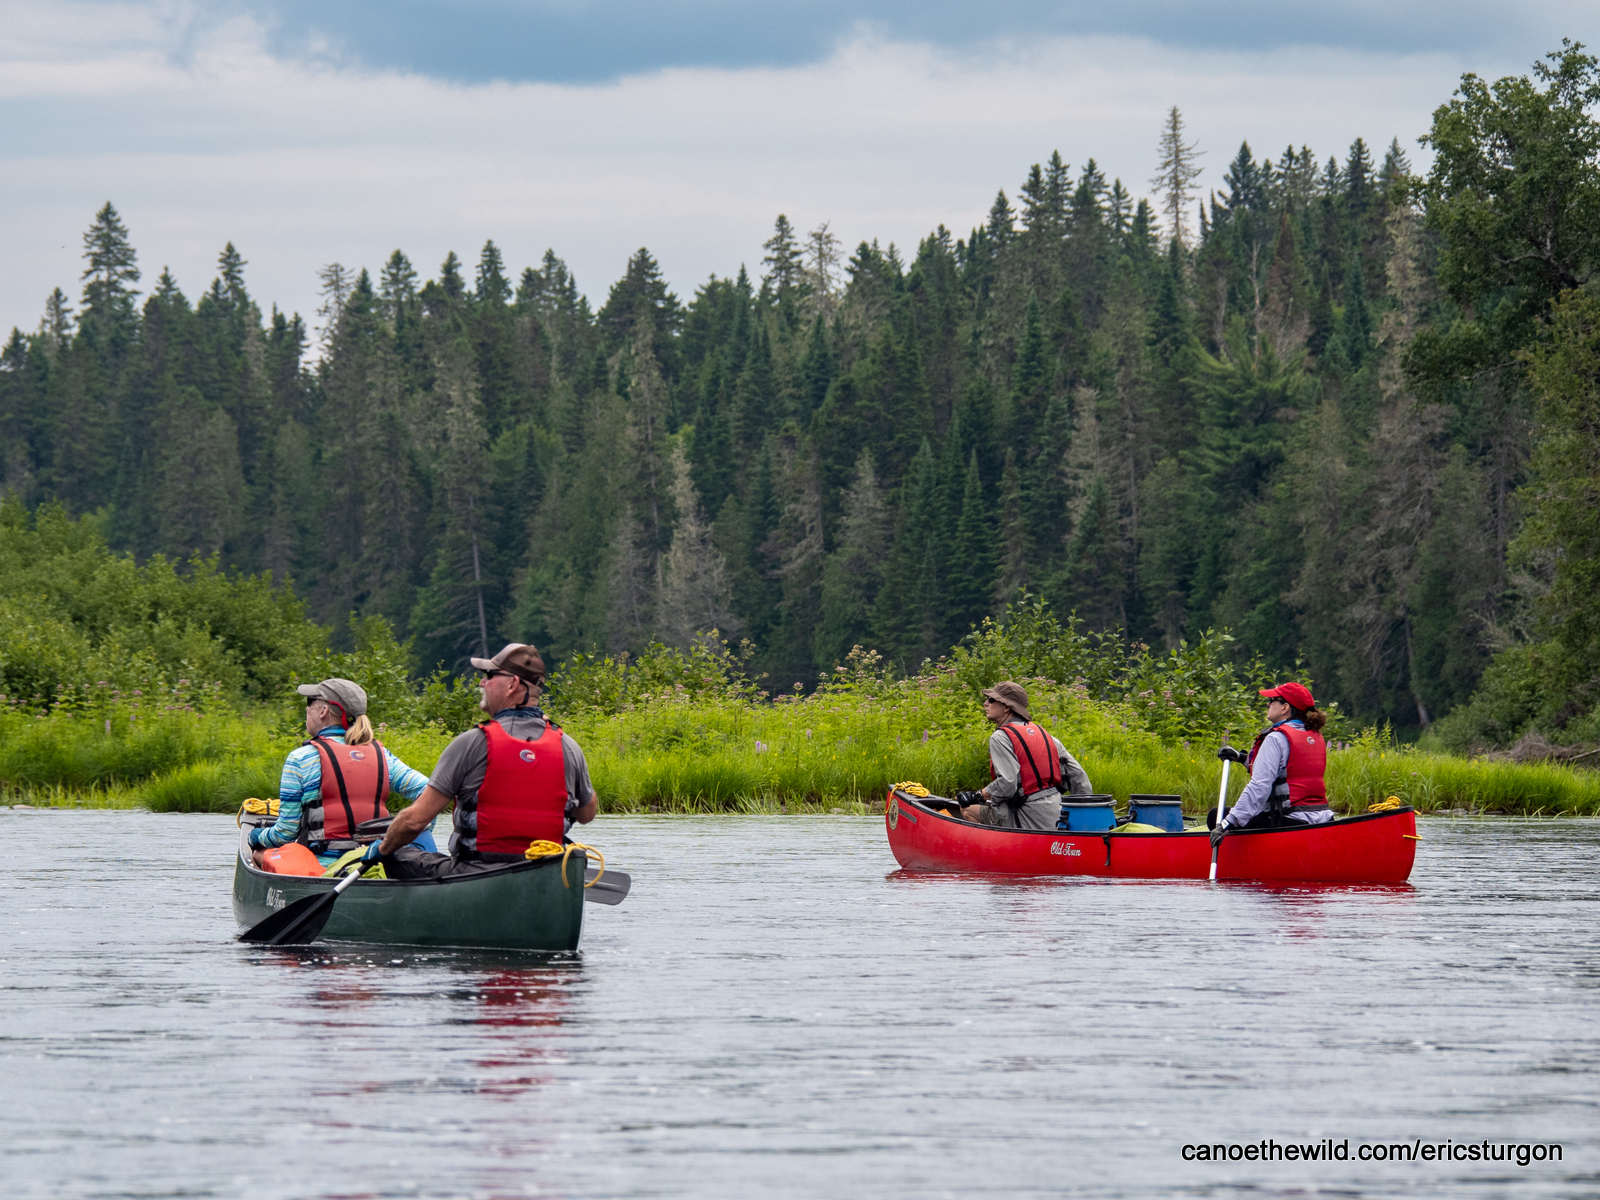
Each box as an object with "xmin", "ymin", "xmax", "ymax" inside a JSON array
[
  {"xmin": 1513, "ymin": 288, "xmax": 1600, "ymax": 723},
  {"xmin": 0, "ymin": 497, "xmax": 325, "ymax": 706}
]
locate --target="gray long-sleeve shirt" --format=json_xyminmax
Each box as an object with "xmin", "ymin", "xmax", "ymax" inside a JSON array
[{"xmin": 1225, "ymin": 722, "xmax": 1333, "ymax": 828}]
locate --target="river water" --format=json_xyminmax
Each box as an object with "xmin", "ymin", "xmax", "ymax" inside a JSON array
[{"xmin": 1, "ymin": 811, "xmax": 1596, "ymax": 1199}]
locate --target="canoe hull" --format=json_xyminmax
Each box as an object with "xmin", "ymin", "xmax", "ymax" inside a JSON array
[
  {"xmin": 232, "ymin": 830, "xmax": 586, "ymax": 950},
  {"xmin": 885, "ymin": 791, "xmax": 1417, "ymax": 883}
]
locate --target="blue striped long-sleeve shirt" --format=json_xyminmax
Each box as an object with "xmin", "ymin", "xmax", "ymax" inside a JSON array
[{"xmin": 247, "ymin": 728, "xmax": 430, "ymax": 857}]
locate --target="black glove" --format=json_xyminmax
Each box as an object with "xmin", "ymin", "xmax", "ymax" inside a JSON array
[
  {"xmin": 1216, "ymin": 746, "xmax": 1247, "ymax": 764},
  {"xmin": 954, "ymin": 790, "xmax": 984, "ymax": 808},
  {"xmin": 1210, "ymin": 822, "xmax": 1228, "ymax": 849}
]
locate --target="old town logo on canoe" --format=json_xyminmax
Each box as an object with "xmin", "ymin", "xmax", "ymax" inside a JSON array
[
  {"xmin": 520, "ymin": 749, "xmax": 537, "ymax": 763},
  {"xmin": 349, "ymin": 750, "xmax": 365, "ymax": 760},
  {"xmin": 1050, "ymin": 841, "xmax": 1082, "ymax": 857}
]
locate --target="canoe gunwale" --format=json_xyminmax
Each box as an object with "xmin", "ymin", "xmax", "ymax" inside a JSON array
[{"xmin": 235, "ymin": 824, "xmax": 584, "ymax": 889}]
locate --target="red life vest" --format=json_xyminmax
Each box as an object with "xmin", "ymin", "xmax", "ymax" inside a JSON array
[
  {"xmin": 990, "ymin": 721, "xmax": 1063, "ymax": 797},
  {"xmin": 302, "ymin": 737, "xmax": 390, "ymax": 843},
  {"xmin": 1247, "ymin": 722, "xmax": 1329, "ymax": 810},
  {"xmin": 471, "ymin": 719, "xmax": 569, "ymax": 855}
]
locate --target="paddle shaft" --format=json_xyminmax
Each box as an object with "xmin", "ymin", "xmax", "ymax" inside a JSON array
[{"xmin": 1209, "ymin": 746, "xmax": 1232, "ymax": 882}]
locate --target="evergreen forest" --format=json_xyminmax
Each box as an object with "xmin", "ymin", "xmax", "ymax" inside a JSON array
[{"xmin": 4, "ymin": 43, "xmax": 1599, "ymax": 750}]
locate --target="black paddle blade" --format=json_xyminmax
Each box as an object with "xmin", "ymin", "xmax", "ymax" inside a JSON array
[
  {"xmin": 583, "ymin": 867, "xmax": 631, "ymax": 906},
  {"xmin": 238, "ymin": 889, "xmax": 339, "ymax": 945}
]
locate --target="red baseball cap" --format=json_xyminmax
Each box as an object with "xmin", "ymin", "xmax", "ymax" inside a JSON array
[{"xmin": 1260, "ymin": 681, "xmax": 1315, "ymax": 710}]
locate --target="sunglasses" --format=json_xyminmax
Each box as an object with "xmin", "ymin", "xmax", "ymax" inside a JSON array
[{"xmin": 482, "ymin": 670, "xmax": 544, "ymax": 686}]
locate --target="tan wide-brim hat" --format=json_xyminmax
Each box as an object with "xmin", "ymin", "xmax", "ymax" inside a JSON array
[
  {"xmin": 981, "ymin": 680, "xmax": 1031, "ymax": 721},
  {"xmin": 296, "ymin": 677, "xmax": 368, "ymax": 719},
  {"xmin": 469, "ymin": 642, "xmax": 547, "ymax": 686}
]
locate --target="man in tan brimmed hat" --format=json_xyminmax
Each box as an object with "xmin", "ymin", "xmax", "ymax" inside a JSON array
[
  {"xmin": 953, "ymin": 680, "xmax": 1091, "ymax": 829},
  {"xmin": 368, "ymin": 643, "xmax": 598, "ymax": 877}
]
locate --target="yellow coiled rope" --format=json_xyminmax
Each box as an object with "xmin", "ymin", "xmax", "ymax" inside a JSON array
[
  {"xmin": 525, "ymin": 839, "xmax": 605, "ymax": 888},
  {"xmin": 236, "ymin": 797, "xmax": 280, "ymax": 826},
  {"xmin": 888, "ymin": 781, "xmax": 929, "ymax": 813},
  {"xmin": 1368, "ymin": 795, "xmax": 1405, "ymax": 813}
]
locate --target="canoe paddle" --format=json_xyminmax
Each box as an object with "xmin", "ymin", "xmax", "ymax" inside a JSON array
[
  {"xmin": 1209, "ymin": 738, "xmax": 1231, "ymax": 882},
  {"xmin": 238, "ymin": 862, "xmax": 366, "ymax": 946},
  {"xmin": 584, "ymin": 866, "xmax": 631, "ymax": 905}
]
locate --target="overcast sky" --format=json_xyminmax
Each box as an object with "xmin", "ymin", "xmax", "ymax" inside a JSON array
[{"xmin": 1, "ymin": 2, "xmax": 1584, "ymax": 339}]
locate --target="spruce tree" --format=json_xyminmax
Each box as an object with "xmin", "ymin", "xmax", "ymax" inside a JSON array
[
  {"xmin": 79, "ymin": 202, "xmax": 141, "ymax": 354},
  {"xmin": 816, "ymin": 449, "xmax": 889, "ymax": 668},
  {"xmin": 1150, "ymin": 107, "xmax": 1205, "ymax": 248},
  {"xmin": 948, "ymin": 449, "xmax": 998, "ymax": 640}
]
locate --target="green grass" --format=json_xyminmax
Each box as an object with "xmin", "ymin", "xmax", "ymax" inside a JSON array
[{"xmin": 7, "ymin": 684, "xmax": 1600, "ymax": 817}]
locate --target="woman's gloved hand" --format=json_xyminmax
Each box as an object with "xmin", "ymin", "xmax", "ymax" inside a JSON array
[
  {"xmin": 1210, "ymin": 822, "xmax": 1229, "ymax": 848},
  {"xmin": 1216, "ymin": 746, "xmax": 1248, "ymax": 764}
]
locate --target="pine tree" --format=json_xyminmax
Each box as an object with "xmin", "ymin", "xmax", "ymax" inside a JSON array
[
  {"xmin": 39, "ymin": 289, "xmax": 73, "ymax": 353},
  {"xmin": 1059, "ymin": 474, "xmax": 1126, "ymax": 630},
  {"xmin": 1221, "ymin": 142, "xmax": 1265, "ymax": 214},
  {"xmin": 804, "ymin": 221, "xmax": 843, "ymax": 322},
  {"xmin": 1011, "ymin": 294, "xmax": 1048, "ymax": 443},
  {"xmin": 816, "ymin": 448, "xmax": 889, "ymax": 667},
  {"xmin": 995, "ymin": 448, "xmax": 1029, "ymax": 601},
  {"xmin": 1345, "ymin": 137, "xmax": 1376, "ymax": 214},
  {"xmin": 1337, "ymin": 255, "xmax": 1373, "ymax": 367},
  {"xmin": 1150, "ymin": 107, "xmax": 1205, "ymax": 248},
  {"xmin": 79, "ymin": 202, "xmax": 141, "ymax": 353},
  {"xmin": 986, "ymin": 190, "xmax": 1016, "ymax": 247},
  {"xmin": 948, "ymin": 449, "xmax": 998, "ymax": 640},
  {"xmin": 379, "ymin": 251, "xmax": 418, "ymax": 319},
  {"xmin": 761, "ymin": 215, "xmax": 806, "ymax": 302},
  {"xmin": 798, "ymin": 313, "xmax": 834, "ymax": 423},
  {"xmin": 872, "ymin": 437, "xmax": 945, "ymax": 668},
  {"xmin": 658, "ymin": 443, "xmax": 740, "ymax": 648}
]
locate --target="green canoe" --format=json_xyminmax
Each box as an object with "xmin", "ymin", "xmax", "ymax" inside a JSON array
[{"xmin": 232, "ymin": 827, "xmax": 587, "ymax": 951}]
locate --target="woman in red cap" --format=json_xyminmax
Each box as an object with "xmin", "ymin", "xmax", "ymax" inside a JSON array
[{"xmin": 1210, "ymin": 682, "xmax": 1332, "ymax": 845}]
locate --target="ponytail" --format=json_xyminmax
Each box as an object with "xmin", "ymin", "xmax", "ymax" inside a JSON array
[
  {"xmin": 345, "ymin": 714, "xmax": 376, "ymax": 745},
  {"xmin": 1302, "ymin": 707, "xmax": 1327, "ymax": 734}
]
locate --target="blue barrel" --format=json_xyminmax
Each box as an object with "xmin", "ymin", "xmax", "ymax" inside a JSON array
[
  {"xmin": 1128, "ymin": 794, "xmax": 1184, "ymax": 832},
  {"xmin": 1058, "ymin": 795, "xmax": 1117, "ymax": 832}
]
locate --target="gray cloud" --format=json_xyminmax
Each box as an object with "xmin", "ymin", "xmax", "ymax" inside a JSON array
[{"xmin": 215, "ymin": 0, "xmax": 1586, "ymax": 83}]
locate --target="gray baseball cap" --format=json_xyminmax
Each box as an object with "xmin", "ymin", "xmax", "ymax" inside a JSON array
[{"xmin": 296, "ymin": 677, "xmax": 368, "ymax": 720}]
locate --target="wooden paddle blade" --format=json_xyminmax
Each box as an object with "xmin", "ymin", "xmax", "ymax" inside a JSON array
[
  {"xmin": 583, "ymin": 867, "xmax": 631, "ymax": 905},
  {"xmin": 238, "ymin": 889, "xmax": 339, "ymax": 945}
]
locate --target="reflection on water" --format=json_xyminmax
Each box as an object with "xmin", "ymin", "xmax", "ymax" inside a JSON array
[{"xmin": 1, "ymin": 812, "xmax": 1597, "ymax": 1199}]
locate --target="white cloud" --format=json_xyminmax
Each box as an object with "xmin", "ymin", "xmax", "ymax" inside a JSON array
[{"xmin": 1, "ymin": 5, "xmax": 1520, "ymax": 335}]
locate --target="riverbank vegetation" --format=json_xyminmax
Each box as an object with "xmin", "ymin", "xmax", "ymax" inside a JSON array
[{"xmin": 4, "ymin": 574, "xmax": 1597, "ymax": 815}]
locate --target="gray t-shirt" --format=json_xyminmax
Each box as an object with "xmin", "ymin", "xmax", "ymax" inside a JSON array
[{"xmin": 430, "ymin": 709, "xmax": 594, "ymax": 852}]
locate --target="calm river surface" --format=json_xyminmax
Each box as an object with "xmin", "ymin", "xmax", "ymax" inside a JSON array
[{"xmin": 1, "ymin": 811, "xmax": 1597, "ymax": 1199}]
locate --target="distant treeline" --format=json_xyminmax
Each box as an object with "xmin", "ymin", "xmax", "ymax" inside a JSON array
[{"xmin": 3, "ymin": 45, "xmax": 1598, "ymax": 747}]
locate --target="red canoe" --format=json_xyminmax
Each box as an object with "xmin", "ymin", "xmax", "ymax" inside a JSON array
[{"xmin": 885, "ymin": 789, "xmax": 1418, "ymax": 883}]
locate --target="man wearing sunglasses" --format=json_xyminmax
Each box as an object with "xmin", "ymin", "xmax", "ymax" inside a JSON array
[{"xmin": 372, "ymin": 643, "xmax": 598, "ymax": 878}]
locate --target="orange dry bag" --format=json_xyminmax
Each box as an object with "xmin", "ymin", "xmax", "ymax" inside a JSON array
[{"xmin": 260, "ymin": 843, "xmax": 327, "ymax": 876}]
